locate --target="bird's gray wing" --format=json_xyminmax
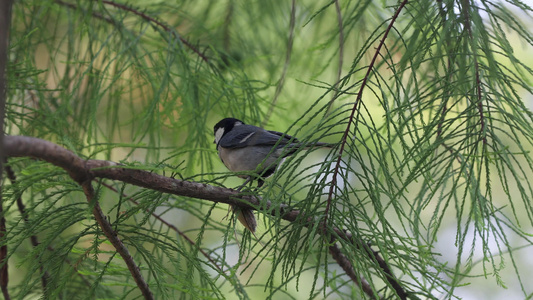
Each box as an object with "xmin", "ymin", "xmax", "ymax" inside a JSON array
[
  {"xmin": 267, "ymin": 130, "xmax": 300, "ymax": 143},
  {"xmin": 219, "ymin": 125, "xmax": 298, "ymax": 149}
]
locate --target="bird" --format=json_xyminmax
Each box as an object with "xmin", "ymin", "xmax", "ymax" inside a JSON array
[{"xmin": 213, "ymin": 117, "xmax": 333, "ymax": 232}]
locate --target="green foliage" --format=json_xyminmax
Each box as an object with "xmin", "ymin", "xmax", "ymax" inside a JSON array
[{"xmin": 3, "ymin": 0, "xmax": 533, "ymax": 299}]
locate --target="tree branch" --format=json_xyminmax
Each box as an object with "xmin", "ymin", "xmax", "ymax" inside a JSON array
[
  {"xmin": 329, "ymin": 242, "xmax": 377, "ymax": 299},
  {"xmin": 325, "ymin": 0, "xmax": 409, "ymax": 225},
  {"xmin": 4, "ymin": 136, "xmax": 154, "ymax": 300},
  {"xmin": 0, "ymin": 0, "xmax": 13, "ymax": 299},
  {"xmin": 80, "ymin": 179, "xmax": 154, "ymax": 299},
  {"xmin": 3, "ymin": 135, "xmax": 407, "ymax": 299},
  {"xmin": 323, "ymin": 2, "xmax": 410, "ymax": 298},
  {"xmin": 4, "ymin": 164, "xmax": 50, "ymax": 292}
]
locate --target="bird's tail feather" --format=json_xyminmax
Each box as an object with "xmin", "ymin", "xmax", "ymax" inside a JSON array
[{"xmin": 231, "ymin": 205, "xmax": 257, "ymax": 233}]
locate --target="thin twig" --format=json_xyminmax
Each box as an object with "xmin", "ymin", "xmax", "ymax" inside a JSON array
[
  {"xmin": 6, "ymin": 164, "xmax": 94, "ymax": 291},
  {"xmin": 100, "ymin": 0, "xmax": 208, "ymax": 62},
  {"xmin": 325, "ymin": 0, "xmax": 408, "ymax": 226},
  {"xmin": 54, "ymin": 0, "xmax": 114, "ymax": 23},
  {"xmin": 4, "ymin": 164, "xmax": 50, "ymax": 291},
  {"xmin": 323, "ymin": 1, "xmax": 409, "ymax": 298},
  {"xmin": 222, "ymin": 2, "xmax": 233, "ymax": 53},
  {"xmin": 81, "ymin": 181, "xmax": 154, "ymax": 299},
  {"xmin": 55, "ymin": 0, "xmax": 208, "ymax": 62},
  {"xmin": 329, "ymin": 242, "xmax": 377, "ymax": 299},
  {"xmin": 284, "ymin": 208, "xmax": 407, "ymax": 299},
  {"xmin": 98, "ymin": 181, "xmax": 226, "ymax": 274},
  {"xmin": 0, "ymin": 201, "xmax": 8, "ymax": 300},
  {"xmin": 326, "ymin": 0, "xmax": 345, "ymax": 114},
  {"xmin": 0, "ymin": 200, "xmax": 7, "ymax": 300},
  {"xmin": 460, "ymin": 0, "xmax": 487, "ymax": 145},
  {"xmin": 262, "ymin": 0, "xmax": 296, "ymax": 126},
  {"xmin": 436, "ymin": 0, "xmax": 450, "ymax": 139}
]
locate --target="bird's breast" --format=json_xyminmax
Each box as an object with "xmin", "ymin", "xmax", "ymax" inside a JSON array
[{"xmin": 218, "ymin": 146, "xmax": 282, "ymax": 175}]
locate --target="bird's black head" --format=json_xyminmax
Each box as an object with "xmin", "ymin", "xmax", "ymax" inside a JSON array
[{"xmin": 213, "ymin": 118, "xmax": 245, "ymax": 144}]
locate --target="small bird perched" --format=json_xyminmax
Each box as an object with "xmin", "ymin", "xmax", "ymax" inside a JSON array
[{"xmin": 213, "ymin": 117, "xmax": 332, "ymax": 232}]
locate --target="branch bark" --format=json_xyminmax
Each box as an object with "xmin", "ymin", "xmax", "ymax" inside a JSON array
[{"xmin": 0, "ymin": 1, "xmax": 13, "ymax": 299}]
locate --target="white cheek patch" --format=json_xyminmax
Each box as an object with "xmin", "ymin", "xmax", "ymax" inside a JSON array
[
  {"xmin": 239, "ymin": 132, "xmax": 255, "ymax": 144},
  {"xmin": 214, "ymin": 128, "xmax": 225, "ymax": 145}
]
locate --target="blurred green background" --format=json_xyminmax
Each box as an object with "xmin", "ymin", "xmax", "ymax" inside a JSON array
[{"xmin": 4, "ymin": 0, "xmax": 533, "ymax": 299}]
